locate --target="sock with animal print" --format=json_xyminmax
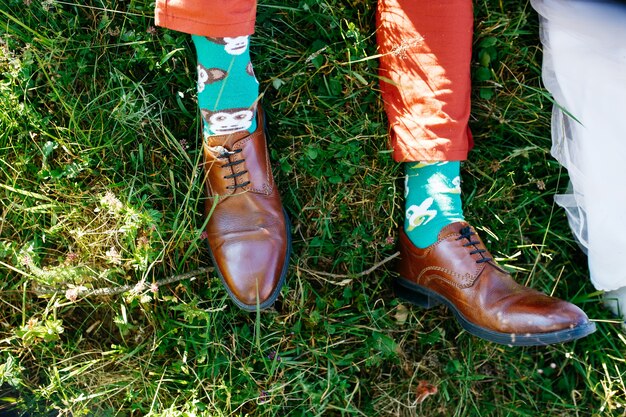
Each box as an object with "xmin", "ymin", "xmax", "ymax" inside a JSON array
[
  {"xmin": 404, "ymin": 161, "xmax": 465, "ymax": 248},
  {"xmin": 192, "ymin": 35, "xmax": 259, "ymax": 136}
]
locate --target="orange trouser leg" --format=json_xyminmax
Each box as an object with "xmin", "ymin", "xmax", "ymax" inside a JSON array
[
  {"xmin": 155, "ymin": 0, "xmax": 257, "ymax": 37},
  {"xmin": 377, "ymin": 0, "xmax": 474, "ymax": 162}
]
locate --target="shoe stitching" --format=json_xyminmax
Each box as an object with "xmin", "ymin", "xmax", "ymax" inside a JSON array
[
  {"xmin": 417, "ymin": 266, "xmax": 478, "ymax": 289},
  {"xmin": 418, "ymin": 223, "xmax": 469, "ymax": 257},
  {"xmin": 234, "ymin": 133, "xmax": 274, "ymax": 195}
]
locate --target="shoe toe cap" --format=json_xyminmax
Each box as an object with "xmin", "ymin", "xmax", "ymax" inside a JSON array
[
  {"xmin": 213, "ymin": 231, "xmax": 288, "ymax": 309},
  {"xmin": 496, "ymin": 296, "xmax": 590, "ymax": 334}
]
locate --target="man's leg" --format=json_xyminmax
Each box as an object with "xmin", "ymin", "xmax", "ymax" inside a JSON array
[
  {"xmin": 377, "ymin": 0, "xmax": 595, "ymax": 345},
  {"xmin": 377, "ymin": 0, "xmax": 472, "ymax": 249},
  {"xmin": 155, "ymin": 0, "xmax": 290, "ymax": 311}
]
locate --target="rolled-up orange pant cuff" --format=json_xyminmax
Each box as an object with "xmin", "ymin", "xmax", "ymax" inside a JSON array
[
  {"xmin": 154, "ymin": 0, "xmax": 257, "ymax": 37},
  {"xmin": 377, "ymin": 0, "xmax": 474, "ymax": 162}
]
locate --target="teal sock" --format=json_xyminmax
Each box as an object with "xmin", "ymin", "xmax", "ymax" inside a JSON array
[
  {"xmin": 404, "ymin": 161, "xmax": 465, "ymax": 248},
  {"xmin": 192, "ymin": 35, "xmax": 259, "ymax": 136}
]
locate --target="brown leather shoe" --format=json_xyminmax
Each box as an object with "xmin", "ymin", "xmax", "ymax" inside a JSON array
[
  {"xmin": 202, "ymin": 108, "xmax": 290, "ymax": 311},
  {"xmin": 395, "ymin": 222, "xmax": 595, "ymax": 346}
]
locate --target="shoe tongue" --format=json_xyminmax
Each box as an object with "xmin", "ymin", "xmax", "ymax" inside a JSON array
[{"xmin": 205, "ymin": 130, "xmax": 249, "ymax": 149}]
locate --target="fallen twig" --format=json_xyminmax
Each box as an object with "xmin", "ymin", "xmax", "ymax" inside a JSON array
[
  {"xmin": 34, "ymin": 251, "xmax": 400, "ymax": 298},
  {"xmin": 298, "ymin": 251, "xmax": 400, "ymax": 284},
  {"xmin": 34, "ymin": 267, "xmax": 214, "ymax": 298}
]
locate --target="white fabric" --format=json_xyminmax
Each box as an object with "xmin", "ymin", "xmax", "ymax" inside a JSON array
[
  {"xmin": 531, "ymin": 0, "xmax": 626, "ymax": 290},
  {"xmin": 603, "ymin": 286, "xmax": 626, "ymax": 318}
]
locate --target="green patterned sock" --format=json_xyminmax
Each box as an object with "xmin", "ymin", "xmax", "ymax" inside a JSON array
[
  {"xmin": 192, "ymin": 35, "xmax": 259, "ymax": 136},
  {"xmin": 404, "ymin": 161, "xmax": 465, "ymax": 248}
]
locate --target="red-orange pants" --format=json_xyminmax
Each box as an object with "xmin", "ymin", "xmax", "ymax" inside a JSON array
[{"xmin": 155, "ymin": 0, "xmax": 474, "ymax": 162}]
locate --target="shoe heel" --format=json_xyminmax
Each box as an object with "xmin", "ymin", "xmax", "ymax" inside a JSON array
[{"xmin": 393, "ymin": 279, "xmax": 441, "ymax": 309}]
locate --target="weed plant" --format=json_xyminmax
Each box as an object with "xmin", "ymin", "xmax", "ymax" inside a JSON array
[{"xmin": 0, "ymin": 0, "xmax": 624, "ymax": 416}]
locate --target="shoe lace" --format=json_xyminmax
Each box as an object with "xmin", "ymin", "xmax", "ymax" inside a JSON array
[
  {"xmin": 456, "ymin": 226, "xmax": 492, "ymax": 264},
  {"xmin": 217, "ymin": 148, "xmax": 250, "ymax": 190}
]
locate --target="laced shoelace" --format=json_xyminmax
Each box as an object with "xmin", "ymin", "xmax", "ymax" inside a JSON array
[
  {"xmin": 217, "ymin": 148, "xmax": 250, "ymax": 190},
  {"xmin": 456, "ymin": 226, "xmax": 493, "ymax": 264}
]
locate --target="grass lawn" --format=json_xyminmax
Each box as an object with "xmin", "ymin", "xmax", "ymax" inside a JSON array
[{"xmin": 1, "ymin": 0, "xmax": 625, "ymax": 415}]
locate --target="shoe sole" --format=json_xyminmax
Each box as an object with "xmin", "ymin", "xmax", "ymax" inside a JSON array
[
  {"xmin": 394, "ymin": 276, "xmax": 596, "ymax": 346},
  {"xmin": 207, "ymin": 208, "xmax": 292, "ymax": 312}
]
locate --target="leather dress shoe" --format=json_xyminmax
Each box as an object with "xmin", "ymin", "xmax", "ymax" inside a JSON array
[
  {"xmin": 395, "ymin": 222, "xmax": 595, "ymax": 346},
  {"xmin": 202, "ymin": 107, "xmax": 290, "ymax": 311}
]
